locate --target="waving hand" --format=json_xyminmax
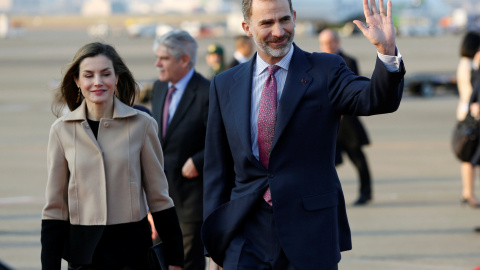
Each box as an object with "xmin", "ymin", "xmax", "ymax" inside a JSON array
[{"xmin": 353, "ymin": 0, "xmax": 396, "ymax": 56}]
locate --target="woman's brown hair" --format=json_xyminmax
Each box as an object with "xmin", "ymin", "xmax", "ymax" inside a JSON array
[{"xmin": 52, "ymin": 42, "xmax": 138, "ymax": 117}]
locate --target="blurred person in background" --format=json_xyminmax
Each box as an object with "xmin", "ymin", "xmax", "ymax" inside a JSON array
[
  {"xmin": 205, "ymin": 44, "xmax": 226, "ymax": 79},
  {"xmin": 319, "ymin": 28, "xmax": 373, "ymax": 206},
  {"xmin": 151, "ymin": 29, "xmax": 210, "ymax": 270},
  {"xmin": 456, "ymin": 31, "xmax": 480, "ymax": 208},
  {"xmin": 228, "ymin": 35, "xmax": 255, "ymax": 69},
  {"xmin": 42, "ymin": 42, "xmax": 183, "ymax": 270},
  {"xmin": 466, "ymin": 50, "xmax": 480, "ymax": 234}
]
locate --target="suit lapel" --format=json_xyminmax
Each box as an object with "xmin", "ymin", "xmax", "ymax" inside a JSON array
[
  {"xmin": 272, "ymin": 45, "xmax": 313, "ymax": 149},
  {"xmin": 164, "ymin": 73, "xmax": 199, "ymax": 141},
  {"xmin": 152, "ymin": 81, "xmax": 168, "ymax": 145},
  {"xmin": 231, "ymin": 57, "xmax": 263, "ymax": 168}
]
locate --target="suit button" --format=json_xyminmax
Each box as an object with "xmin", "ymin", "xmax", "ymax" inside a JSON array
[{"xmin": 104, "ymin": 122, "xmax": 109, "ymax": 128}]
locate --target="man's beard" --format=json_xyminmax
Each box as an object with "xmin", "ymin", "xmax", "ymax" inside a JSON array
[{"xmin": 252, "ymin": 31, "xmax": 294, "ymax": 58}]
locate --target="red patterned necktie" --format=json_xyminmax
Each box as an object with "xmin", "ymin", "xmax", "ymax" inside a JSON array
[
  {"xmin": 162, "ymin": 85, "xmax": 176, "ymax": 138},
  {"xmin": 258, "ymin": 65, "xmax": 281, "ymax": 206}
]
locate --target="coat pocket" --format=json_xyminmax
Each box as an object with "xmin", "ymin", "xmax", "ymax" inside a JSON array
[{"xmin": 302, "ymin": 191, "xmax": 338, "ymax": 211}]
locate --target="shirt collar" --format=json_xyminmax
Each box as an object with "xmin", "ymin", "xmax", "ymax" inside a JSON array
[
  {"xmin": 169, "ymin": 68, "xmax": 194, "ymax": 91},
  {"xmin": 255, "ymin": 44, "xmax": 294, "ymax": 75}
]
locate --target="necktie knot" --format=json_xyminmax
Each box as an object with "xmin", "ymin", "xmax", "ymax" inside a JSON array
[
  {"xmin": 168, "ymin": 85, "xmax": 177, "ymax": 95},
  {"xmin": 268, "ymin": 65, "xmax": 281, "ymax": 76}
]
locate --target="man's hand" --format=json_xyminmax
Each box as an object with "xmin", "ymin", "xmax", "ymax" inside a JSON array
[
  {"xmin": 207, "ymin": 258, "xmax": 223, "ymax": 270},
  {"xmin": 182, "ymin": 158, "xmax": 199, "ymax": 179},
  {"xmin": 353, "ymin": 0, "xmax": 396, "ymax": 56},
  {"xmin": 471, "ymin": 102, "xmax": 480, "ymax": 119},
  {"xmin": 168, "ymin": 266, "xmax": 181, "ymax": 270}
]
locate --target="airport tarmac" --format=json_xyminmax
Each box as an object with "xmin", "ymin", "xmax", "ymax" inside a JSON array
[{"xmin": 1, "ymin": 28, "xmax": 479, "ymax": 269}]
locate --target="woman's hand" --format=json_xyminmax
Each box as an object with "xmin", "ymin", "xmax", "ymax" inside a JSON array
[
  {"xmin": 169, "ymin": 266, "xmax": 182, "ymax": 270},
  {"xmin": 147, "ymin": 212, "xmax": 159, "ymax": 240}
]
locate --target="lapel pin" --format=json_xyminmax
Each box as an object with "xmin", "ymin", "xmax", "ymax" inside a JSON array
[{"xmin": 301, "ymin": 79, "xmax": 307, "ymax": 84}]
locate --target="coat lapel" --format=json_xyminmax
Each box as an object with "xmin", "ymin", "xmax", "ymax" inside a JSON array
[
  {"xmin": 152, "ymin": 81, "xmax": 168, "ymax": 145},
  {"xmin": 231, "ymin": 57, "xmax": 263, "ymax": 168},
  {"xmin": 164, "ymin": 73, "xmax": 198, "ymax": 141},
  {"xmin": 272, "ymin": 45, "xmax": 313, "ymax": 149}
]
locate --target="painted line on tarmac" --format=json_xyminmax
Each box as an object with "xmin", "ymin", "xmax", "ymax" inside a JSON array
[{"xmin": 0, "ymin": 196, "xmax": 44, "ymax": 205}]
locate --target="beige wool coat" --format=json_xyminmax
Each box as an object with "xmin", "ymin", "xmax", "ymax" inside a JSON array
[{"xmin": 43, "ymin": 97, "xmax": 174, "ymax": 226}]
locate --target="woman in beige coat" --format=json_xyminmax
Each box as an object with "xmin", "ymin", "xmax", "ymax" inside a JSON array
[
  {"xmin": 456, "ymin": 32, "xmax": 480, "ymax": 208},
  {"xmin": 41, "ymin": 42, "xmax": 184, "ymax": 269}
]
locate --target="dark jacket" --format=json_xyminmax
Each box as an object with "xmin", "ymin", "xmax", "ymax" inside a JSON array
[
  {"xmin": 469, "ymin": 70, "xmax": 480, "ymax": 165},
  {"xmin": 151, "ymin": 71, "xmax": 210, "ymax": 223},
  {"xmin": 202, "ymin": 44, "xmax": 405, "ymax": 269}
]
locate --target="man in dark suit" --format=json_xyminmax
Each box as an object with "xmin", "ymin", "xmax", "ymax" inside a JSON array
[
  {"xmin": 151, "ymin": 29, "xmax": 209, "ymax": 270},
  {"xmin": 202, "ymin": 0, "xmax": 405, "ymax": 269},
  {"xmin": 227, "ymin": 35, "xmax": 254, "ymax": 69},
  {"xmin": 319, "ymin": 28, "xmax": 373, "ymax": 206}
]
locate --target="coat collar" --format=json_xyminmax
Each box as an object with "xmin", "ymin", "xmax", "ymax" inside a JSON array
[{"xmin": 63, "ymin": 97, "xmax": 137, "ymax": 121}]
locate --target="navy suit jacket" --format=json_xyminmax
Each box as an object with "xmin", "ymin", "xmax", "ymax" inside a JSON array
[{"xmin": 202, "ymin": 44, "xmax": 405, "ymax": 269}]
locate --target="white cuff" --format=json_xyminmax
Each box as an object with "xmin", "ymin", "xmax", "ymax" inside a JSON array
[{"xmin": 377, "ymin": 47, "xmax": 402, "ymax": 72}]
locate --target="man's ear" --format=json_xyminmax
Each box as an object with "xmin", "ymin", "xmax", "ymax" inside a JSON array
[
  {"xmin": 242, "ymin": 21, "xmax": 253, "ymax": 37},
  {"xmin": 293, "ymin": 10, "xmax": 296, "ymax": 27},
  {"xmin": 181, "ymin": 54, "xmax": 190, "ymax": 68}
]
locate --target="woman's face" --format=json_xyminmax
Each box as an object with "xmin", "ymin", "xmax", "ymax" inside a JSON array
[{"xmin": 74, "ymin": 54, "xmax": 118, "ymax": 107}]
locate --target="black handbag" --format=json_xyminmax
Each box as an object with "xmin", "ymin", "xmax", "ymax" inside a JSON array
[
  {"xmin": 147, "ymin": 242, "xmax": 168, "ymax": 270},
  {"xmin": 452, "ymin": 113, "xmax": 479, "ymax": 162}
]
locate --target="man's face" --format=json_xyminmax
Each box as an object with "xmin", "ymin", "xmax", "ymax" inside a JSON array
[
  {"xmin": 319, "ymin": 30, "xmax": 340, "ymax": 54},
  {"xmin": 206, "ymin": 53, "xmax": 222, "ymax": 67},
  {"xmin": 154, "ymin": 45, "xmax": 189, "ymax": 84},
  {"xmin": 242, "ymin": 0, "xmax": 296, "ymax": 64}
]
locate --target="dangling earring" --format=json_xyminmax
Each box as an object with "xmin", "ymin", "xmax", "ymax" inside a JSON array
[{"xmin": 76, "ymin": 87, "xmax": 81, "ymax": 103}]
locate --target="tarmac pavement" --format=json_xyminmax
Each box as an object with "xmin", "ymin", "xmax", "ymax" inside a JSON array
[{"xmin": 0, "ymin": 28, "xmax": 479, "ymax": 269}]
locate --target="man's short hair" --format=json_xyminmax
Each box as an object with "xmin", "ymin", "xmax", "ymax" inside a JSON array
[
  {"xmin": 242, "ymin": 0, "xmax": 293, "ymax": 22},
  {"xmin": 153, "ymin": 29, "xmax": 198, "ymax": 69}
]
